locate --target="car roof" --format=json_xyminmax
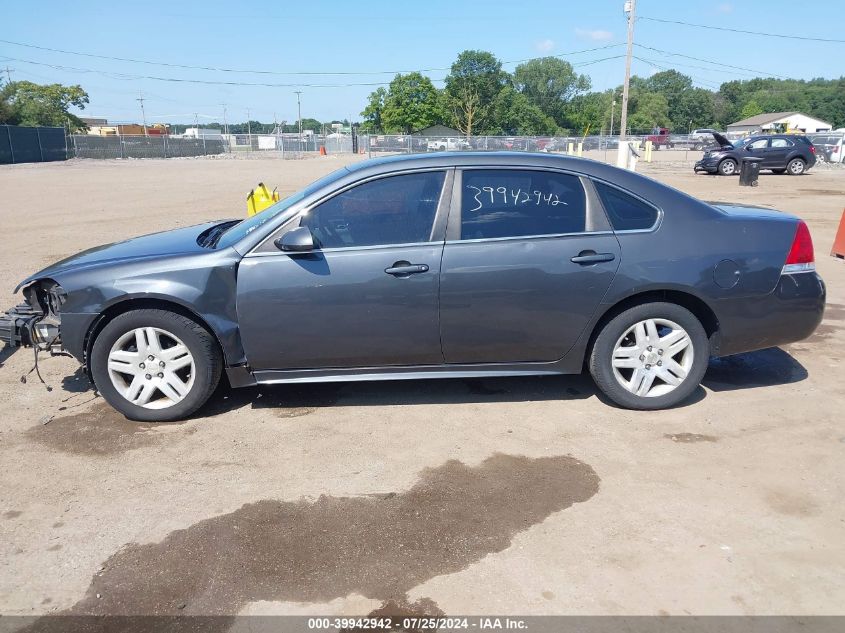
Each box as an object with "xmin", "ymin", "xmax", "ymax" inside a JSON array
[{"xmin": 345, "ymin": 150, "xmax": 628, "ymax": 181}]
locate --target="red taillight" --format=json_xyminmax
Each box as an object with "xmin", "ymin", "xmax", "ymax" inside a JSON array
[
  {"xmin": 783, "ymin": 220, "xmax": 815, "ymax": 273},
  {"xmin": 809, "ymin": 145, "xmax": 816, "ymax": 154}
]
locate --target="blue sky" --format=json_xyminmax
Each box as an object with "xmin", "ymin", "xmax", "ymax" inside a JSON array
[{"xmin": 1, "ymin": 0, "xmax": 843, "ymax": 125}]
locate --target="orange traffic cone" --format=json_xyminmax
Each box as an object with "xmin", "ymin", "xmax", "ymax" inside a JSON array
[
  {"xmin": 833, "ymin": 209, "xmax": 845, "ymax": 260},
  {"xmin": 319, "ymin": 146, "xmax": 327, "ymax": 156}
]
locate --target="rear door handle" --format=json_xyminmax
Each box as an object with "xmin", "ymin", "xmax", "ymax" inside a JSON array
[
  {"xmin": 385, "ymin": 263, "xmax": 429, "ymax": 275},
  {"xmin": 570, "ymin": 251, "xmax": 616, "ymax": 265}
]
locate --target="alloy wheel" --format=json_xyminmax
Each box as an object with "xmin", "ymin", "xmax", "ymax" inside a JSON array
[
  {"xmin": 789, "ymin": 159, "xmax": 805, "ymax": 175},
  {"xmin": 107, "ymin": 327, "xmax": 195, "ymax": 409},
  {"xmin": 611, "ymin": 318, "xmax": 694, "ymax": 398}
]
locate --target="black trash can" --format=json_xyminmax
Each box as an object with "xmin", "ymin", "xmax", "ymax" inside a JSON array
[{"xmin": 739, "ymin": 156, "xmax": 763, "ymax": 186}]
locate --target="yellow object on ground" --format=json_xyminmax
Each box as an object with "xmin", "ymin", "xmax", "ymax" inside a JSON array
[{"xmin": 246, "ymin": 182, "xmax": 280, "ymax": 217}]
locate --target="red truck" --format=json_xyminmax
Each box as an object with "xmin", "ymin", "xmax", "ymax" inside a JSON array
[{"xmin": 647, "ymin": 127, "xmax": 672, "ymax": 149}]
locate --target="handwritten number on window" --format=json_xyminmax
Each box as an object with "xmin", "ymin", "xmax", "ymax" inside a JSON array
[{"xmin": 467, "ymin": 185, "xmax": 566, "ymax": 212}]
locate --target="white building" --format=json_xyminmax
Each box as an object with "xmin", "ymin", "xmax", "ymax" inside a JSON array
[{"xmin": 726, "ymin": 112, "xmax": 832, "ymax": 135}]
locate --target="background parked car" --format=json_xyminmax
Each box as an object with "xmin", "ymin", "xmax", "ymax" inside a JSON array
[
  {"xmin": 695, "ymin": 133, "xmax": 817, "ymax": 176},
  {"xmin": 427, "ymin": 137, "xmax": 470, "ymax": 151},
  {"xmin": 807, "ymin": 133, "xmax": 844, "ymax": 164}
]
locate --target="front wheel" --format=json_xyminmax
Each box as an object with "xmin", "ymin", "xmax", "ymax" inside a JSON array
[
  {"xmin": 718, "ymin": 158, "xmax": 737, "ymax": 176},
  {"xmin": 589, "ymin": 302, "xmax": 710, "ymax": 410},
  {"xmin": 787, "ymin": 158, "xmax": 806, "ymax": 175},
  {"xmin": 90, "ymin": 309, "xmax": 222, "ymax": 422}
]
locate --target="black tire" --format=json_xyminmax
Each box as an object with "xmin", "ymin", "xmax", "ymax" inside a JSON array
[
  {"xmin": 589, "ymin": 302, "xmax": 710, "ymax": 410},
  {"xmin": 718, "ymin": 158, "xmax": 738, "ymax": 176},
  {"xmin": 787, "ymin": 158, "xmax": 806, "ymax": 175},
  {"xmin": 90, "ymin": 309, "xmax": 222, "ymax": 422}
]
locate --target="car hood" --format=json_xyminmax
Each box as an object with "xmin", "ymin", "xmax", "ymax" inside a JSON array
[
  {"xmin": 15, "ymin": 220, "xmax": 228, "ymax": 291},
  {"xmin": 711, "ymin": 132, "xmax": 734, "ymax": 150}
]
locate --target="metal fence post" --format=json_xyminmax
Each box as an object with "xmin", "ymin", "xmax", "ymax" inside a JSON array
[
  {"xmin": 34, "ymin": 127, "xmax": 44, "ymax": 162},
  {"xmin": 6, "ymin": 126, "xmax": 15, "ymax": 164},
  {"xmin": 120, "ymin": 135, "xmax": 125, "ymax": 159}
]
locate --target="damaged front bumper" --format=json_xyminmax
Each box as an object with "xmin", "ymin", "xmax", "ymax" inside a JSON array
[
  {"xmin": 0, "ymin": 304, "xmax": 41, "ymax": 348},
  {"xmin": 1, "ymin": 299, "xmax": 62, "ymax": 353}
]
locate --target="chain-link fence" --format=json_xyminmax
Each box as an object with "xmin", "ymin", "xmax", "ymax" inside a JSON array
[
  {"xmin": 70, "ymin": 135, "xmax": 227, "ymax": 159},
  {"xmin": 64, "ymin": 131, "xmax": 845, "ymax": 167},
  {"xmin": 1, "ymin": 125, "xmax": 67, "ymax": 164}
]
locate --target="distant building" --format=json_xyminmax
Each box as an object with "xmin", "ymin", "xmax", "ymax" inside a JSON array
[
  {"xmin": 412, "ymin": 124, "xmax": 462, "ymax": 137},
  {"xmin": 182, "ymin": 127, "xmax": 223, "ymax": 139},
  {"xmin": 726, "ymin": 112, "xmax": 832, "ymax": 135},
  {"xmin": 80, "ymin": 117, "xmax": 108, "ymax": 128}
]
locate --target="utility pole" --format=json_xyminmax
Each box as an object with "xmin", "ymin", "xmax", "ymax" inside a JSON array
[
  {"xmin": 220, "ymin": 103, "xmax": 229, "ymax": 136},
  {"xmin": 619, "ymin": 0, "xmax": 636, "ymax": 141},
  {"xmin": 294, "ymin": 91, "xmax": 303, "ymax": 151},
  {"xmin": 137, "ymin": 91, "xmax": 148, "ymax": 136},
  {"xmin": 3, "ymin": 66, "xmax": 12, "ymax": 83},
  {"xmin": 246, "ymin": 108, "xmax": 252, "ymax": 137},
  {"xmin": 610, "ymin": 94, "xmax": 616, "ymax": 138}
]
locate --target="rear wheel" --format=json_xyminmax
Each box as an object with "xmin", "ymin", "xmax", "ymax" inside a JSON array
[
  {"xmin": 589, "ymin": 302, "xmax": 709, "ymax": 410},
  {"xmin": 787, "ymin": 158, "xmax": 806, "ymax": 175},
  {"xmin": 718, "ymin": 158, "xmax": 737, "ymax": 176},
  {"xmin": 90, "ymin": 309, "xmax": 222, "ymax": 422}
]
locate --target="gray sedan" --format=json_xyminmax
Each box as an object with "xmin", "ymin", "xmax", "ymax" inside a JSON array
[{"xmin": 1, "ymin": 152, "xmax": 825, "ymax": 421}]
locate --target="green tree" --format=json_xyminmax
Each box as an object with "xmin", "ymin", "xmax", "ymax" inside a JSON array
[
  {"xmin": 673, "ymin": 88, "xmax": 716, "ymax": 131},
  {"xmin": 513, "ymin": 57, "xmax": 590, "ymax": 125},
  {"xmin": 0, "ymin": 81, "xmax": 89, "ymax": 130},
  {"xmin": 491, "ymin": 85, "xmax": 557, "ymax": 135},
  {"xmin": 739, "ymin": 99, "xmax": 764, "ymax": 120},
  {"xmin": 628, "ymin": 92, "xmax": 670, "ymax": 132},
  {"xmin": 444, "ymin": 50, "xmax": 507, "ymax": 136},
  {"xmin": 381, "ymin": 73, "xmax": 443, "ymax": 133},
  {"xmin": 0, "ymin": 78, "xmax": 12, "ymax": 124},
  {"xmin": 360, "ymin": 87, "xmax": 386, "ymax": 133}
]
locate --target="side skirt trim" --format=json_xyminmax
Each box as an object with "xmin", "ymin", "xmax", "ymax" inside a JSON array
[{"xmin": 251, "ymin": 363, "xmax": 566, "ymax": 385}]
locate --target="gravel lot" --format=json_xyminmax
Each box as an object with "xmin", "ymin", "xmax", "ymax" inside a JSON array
[{"xmin": 0, "ymin": 154, "xmax": 843, "ymax": 618}]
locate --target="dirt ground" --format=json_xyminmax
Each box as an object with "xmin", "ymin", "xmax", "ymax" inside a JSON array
[{"xmin": 0, "ymin": 153, "xmax": 843, "ymax": 618}]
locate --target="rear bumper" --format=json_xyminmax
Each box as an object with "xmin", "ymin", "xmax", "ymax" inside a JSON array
[{"xmin": 715, "ymin": 272, "xmax": 826, "ymax": 356}]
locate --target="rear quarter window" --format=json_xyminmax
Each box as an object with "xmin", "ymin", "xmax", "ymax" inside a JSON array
[{"xmin": 594, "ymin": 181, "xmax": 659, "ymax": 231}]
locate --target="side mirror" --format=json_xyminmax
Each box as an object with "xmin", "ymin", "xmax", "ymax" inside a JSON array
[{"xmin": 276, "ymin": 226, "xmax": 315, "ymax": 252}]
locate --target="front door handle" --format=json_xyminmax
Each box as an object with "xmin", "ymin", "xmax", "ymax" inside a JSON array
[
  {"xmin": 570, "ymin": 251, "xmax": 616, "ymax": 265},
  {"xmin": 385, "ymin": 262, "xmax": 429, "ymax": 276}
]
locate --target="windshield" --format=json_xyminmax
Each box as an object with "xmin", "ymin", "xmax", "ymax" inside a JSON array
[
  {"xmin": 732, "ymin": 137, "xmax": 752, "ymax": 149},
  {"xmin": 214, "ymin": 167, "xmax": 351, "ymax": 249}
]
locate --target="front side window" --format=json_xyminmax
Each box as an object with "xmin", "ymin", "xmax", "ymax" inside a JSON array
[
  {"xmin": 747, "ymin": 139, "xmax": 769, "ymax": 150},
  {"xmin": 594, "ymin": 181, "xmax": 658, "ymax": 231},
  {"xmin": 300, "ymin": 171, "xmax": 445, "ymax": 249},
  {"xmin": 460, "ymin": 169, "xmax": 586, "ymax": 240}
]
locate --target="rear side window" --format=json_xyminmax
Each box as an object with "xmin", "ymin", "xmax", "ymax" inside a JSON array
[
  {"xmin": 594, "ymin": 181, "xmax": 658, "ymax": 231},
  {"xmin": 460, "ymin": 169, "xmax": 586, "ymax": 240},
  {"xmin": 771, "ymin": 138, "xmax": 793, "ymax": 148}
]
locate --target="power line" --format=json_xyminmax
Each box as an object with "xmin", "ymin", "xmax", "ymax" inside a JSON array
[
  {"xmin": 638, "ymin": 16, "xmax": 845, "ymax": 43},
  {"xmin": 633, "ymin": 44, "xmax": 788, "ymax": 80},
  {"xmin": 0, "ymin": 38, "xmax": 622, "ymax": 76},
  {"xmin": 1, "ymin": 54, "xmax": 625, "ymax": 89}
]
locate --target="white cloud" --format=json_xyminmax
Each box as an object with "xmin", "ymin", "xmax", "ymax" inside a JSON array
[
  {"xmin": 716, "ymin": 2, "xmax": 733, "ymax": 13},
  {"xmin": 575, "ymin": 28, "xmax": 613, "ymax": 41},
  {"xmin": 535, "ymin": 39, "xmax": 555, "ymax": 52}
]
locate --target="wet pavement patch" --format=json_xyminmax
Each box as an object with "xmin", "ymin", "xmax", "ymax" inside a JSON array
[
  {"xmin": 33, "ymin": 453, "xmax": 599, "ymax": 624},
  {"xmin": 664, "ymin": 433, "xmax": 718, "ymax": 443},
  {"xmin": 24, "ymin": 401, "xmax": 185, "ymax": 456}
]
